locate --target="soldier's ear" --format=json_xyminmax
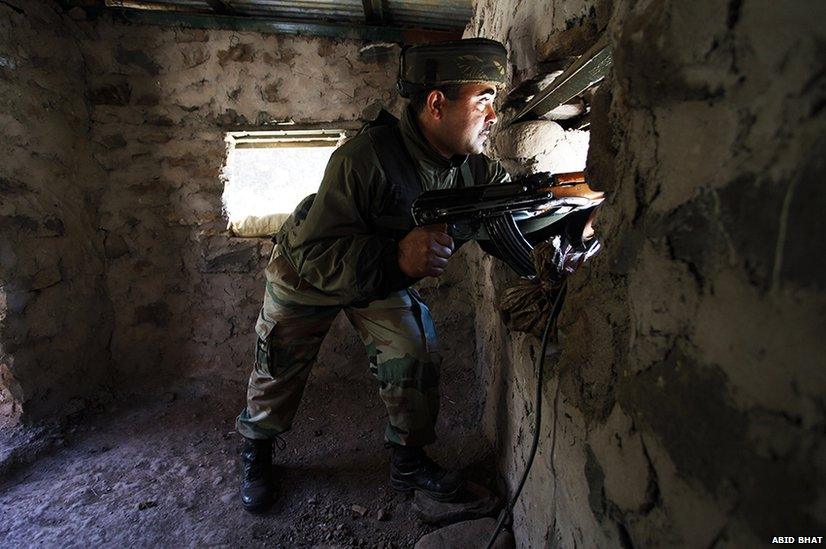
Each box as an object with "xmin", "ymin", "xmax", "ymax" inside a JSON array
[{"xmin": 426, "ymin": 90, "xmax": 447, "ymax": 120}]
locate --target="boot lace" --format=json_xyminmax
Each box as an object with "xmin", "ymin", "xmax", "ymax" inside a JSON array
[{"xmin": 245, "ymin": 435, "xmax": 285, "ymax": 481}]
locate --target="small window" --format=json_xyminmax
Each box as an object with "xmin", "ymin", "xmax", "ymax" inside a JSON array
[{"xmin": 221, "ymin": 127, "xmax": 352, "ymax": 237}]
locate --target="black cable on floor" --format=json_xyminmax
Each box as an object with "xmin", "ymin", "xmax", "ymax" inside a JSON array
[{"xmin": 484, "ymin": 281, "xmax": 567, "ymax": 549}]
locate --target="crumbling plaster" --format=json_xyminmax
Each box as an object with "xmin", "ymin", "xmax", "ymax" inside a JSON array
[{"xmin": 468, "ymin": 0, "xmax": 825, "ymax": 546}]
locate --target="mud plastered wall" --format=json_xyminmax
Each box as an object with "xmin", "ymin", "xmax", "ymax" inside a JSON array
[
  {"xmin": 73, "ymin": 15, "xmax": 407, "ymax": 391},
  {"xmin": 468, "ymin": 0, "xmax": 825, "ymax": 546},
  {"xmin": 0, "ymin": 3, "xmax": 113, "ymax": 427}
]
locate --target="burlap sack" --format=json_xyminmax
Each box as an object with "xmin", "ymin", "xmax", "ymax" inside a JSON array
[
  {"xmin": 498, "ymin": 243, "xmax": 560, "ymax": 336},
  {"xmin": 227, "ymin": 213, "xmax": 290, "ymax": 237},
  {"xmin": 497, "ymin": 236, "xmax": 601, "ymax": 335}
]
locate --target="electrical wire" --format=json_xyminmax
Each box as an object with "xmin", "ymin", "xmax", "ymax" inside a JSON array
[{"xmin": 484, "ymin": 281, "xmax": 567, "ymax": 549}]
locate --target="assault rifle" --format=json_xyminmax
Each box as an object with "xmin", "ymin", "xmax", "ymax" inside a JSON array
[{"xmin": 411, "ymin": 171, "xmax": 604, "ymax": 277}]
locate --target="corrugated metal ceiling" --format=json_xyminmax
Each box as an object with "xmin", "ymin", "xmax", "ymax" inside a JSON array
[
  {"xmin": 385, "ymin": 0, "xmax": 471, "ymax": 30},
  {"xmin": 106, "ymin": 0, "xmax": 472, "ymax": 32}
]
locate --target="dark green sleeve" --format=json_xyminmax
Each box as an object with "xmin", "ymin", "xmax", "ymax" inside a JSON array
[{"xmin": 277, "ymin": 143, "xmax": 411, "ymax": 304}]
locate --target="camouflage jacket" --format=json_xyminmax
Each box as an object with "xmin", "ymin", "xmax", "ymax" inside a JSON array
[{"xmin": 274, "ymin": 107, "xmax": 509, "ymax": 305}]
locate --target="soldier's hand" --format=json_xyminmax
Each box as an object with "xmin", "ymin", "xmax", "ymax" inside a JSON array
[{"xmin": 398, "ymin": 223, "xmax": 454, "ymax": 278}]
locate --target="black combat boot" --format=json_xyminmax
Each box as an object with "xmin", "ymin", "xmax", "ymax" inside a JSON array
[
  {"xmin": 239, "ymin": 437, "xmax": 274, "ymax": 512},
  {"xmin": 388, "ymin": 443, "xmax": 465, "ymax": 502}
]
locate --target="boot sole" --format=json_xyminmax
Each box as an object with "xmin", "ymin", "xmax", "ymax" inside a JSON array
[
  {"xmin": 242, "ymin": 499, "xmax": 272, "ymax": 514},
  {"xmin": 390, "ymin": 478, "xmax": 463, "ymax": 502}
]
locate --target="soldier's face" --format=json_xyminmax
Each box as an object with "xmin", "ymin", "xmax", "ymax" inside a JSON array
[{"xmin": 440, "ymin": 83, "xmax": 498, "ymax": 155}]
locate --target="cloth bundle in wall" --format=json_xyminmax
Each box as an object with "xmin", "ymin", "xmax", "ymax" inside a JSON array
[{"xmin": 498, "ymin": 235, "xmax": 600, "ymax": 336}]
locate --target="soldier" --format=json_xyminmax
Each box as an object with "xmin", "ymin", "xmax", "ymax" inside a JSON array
[{"xmin": 236, "ymin": 38, "xmax": 509, "ymax": 512}]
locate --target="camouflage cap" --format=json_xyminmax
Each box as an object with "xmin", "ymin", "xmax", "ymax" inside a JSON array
[{"xmin": 397, "ymin": 38, "xmax": 507, "ymax": 98}]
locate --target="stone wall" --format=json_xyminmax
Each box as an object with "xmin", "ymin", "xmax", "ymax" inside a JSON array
[
  {"xmin": 0, "ymin": 1, "xmax": 487, "ymax": 445},
  {"xmin": 75, "ymin": 14, "xmax": 405, "ymax": 390},
  {"xmin": 1, "ymin": 3, "xmax": 406, "ymax": 424},
  {"xmin": 467, "ymin": 0, "xmax": 825, "ymax": 546},
  {"xmin": 0, "ymin": 2, "xmax": 114, "ymax": 427}
]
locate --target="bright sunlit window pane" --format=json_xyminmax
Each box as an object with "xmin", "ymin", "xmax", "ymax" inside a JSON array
[
  {"xmin": 221, "ymin": 128, "xmax": 347, "ymax": 236},
  {"xmin": 222, "ymin": 146, "xmax": 335, "ymax": 218}
]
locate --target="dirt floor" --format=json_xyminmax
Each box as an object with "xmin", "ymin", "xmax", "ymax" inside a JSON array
[{"xmin": 0, "ymin": 308, "xmax": 496, "ymax": 547}]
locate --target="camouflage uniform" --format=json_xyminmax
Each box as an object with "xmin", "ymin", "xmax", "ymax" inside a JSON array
[{"xmin": 237, "ymin": 50, "xmax": 509, "ymax": 447}]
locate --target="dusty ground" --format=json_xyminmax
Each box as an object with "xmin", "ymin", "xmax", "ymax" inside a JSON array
[{"xmin": 0, "ymin": 304, "xmax": 496, "ymax": 548}]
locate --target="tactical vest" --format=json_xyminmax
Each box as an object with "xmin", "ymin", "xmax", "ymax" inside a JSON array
[
  {"xmin": 277, "ymin": 111, "xmax": 487, "ymax": 245},
  {"xmin": 364, "ymin": 110, "xmax": 487, "ymax": 241}
]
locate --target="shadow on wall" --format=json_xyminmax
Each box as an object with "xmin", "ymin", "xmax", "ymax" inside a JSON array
[{"xmin": 0, "ymin": 1, "xmax": 114, "ymax": 429}]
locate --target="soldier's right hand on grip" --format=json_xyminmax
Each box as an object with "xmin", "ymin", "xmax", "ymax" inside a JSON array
[{"xmin": 398, "ymin": 224, "xmax": 454, "ymax": 278}]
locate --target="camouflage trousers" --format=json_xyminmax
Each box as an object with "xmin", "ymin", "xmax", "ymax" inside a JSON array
[{"xmin": 236, "ymin": 253, "xmax": 441, "ymax": 446}]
